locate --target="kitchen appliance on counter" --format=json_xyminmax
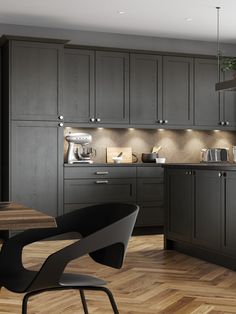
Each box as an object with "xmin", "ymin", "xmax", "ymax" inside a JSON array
[
  {"xmin": 65, "ymin": 133, "xmax": 96, "ymax": 164},
  {"xmin": 200, "ymin": 148, "xmax": 229, "ymax": 163}
]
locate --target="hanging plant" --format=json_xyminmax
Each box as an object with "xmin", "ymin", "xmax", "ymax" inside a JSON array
[{"xmin": 220, "ymin": 57, "xmax": 236, "ymax": 72}]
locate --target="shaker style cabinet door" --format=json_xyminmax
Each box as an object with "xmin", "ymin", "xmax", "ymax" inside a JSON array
[
  {"xmin": 162, "ymin": 56, "xmax": 193, "ymax": 126},
  {"xmin": 166, "ymin": 169, "xmax": 192, "ymax": 242},
  {"xmin": 63, "ymin": 49, "xmax": 95, "ymax": 123},
  {"xmin": 193, "ymin": 170, "xmax": 221, "ymax": 250},
  {"xmin": 95, "ymin": 51, "xmax": 129, "ymax": 124},
  {"xmin": 10, "ymin": 121, "xmax": 64, "ymax": 217},
  {"xmin": 194, "ymin": 59, "xmax": 221, "ymax": 127},
  {"xmin": 221, "ymin": 70, "xmax": 236, "ymax": 127},
  {"xmin": 130, "ymin": 54, "xmax": 162, "ymax": 125},
  {"xmin": 10, "ymin": 41, "xmax": 63, "ymax": 121}
]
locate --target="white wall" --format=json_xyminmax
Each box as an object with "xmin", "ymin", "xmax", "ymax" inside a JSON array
[{"xmin": 1, "ymin": 22, "xmax": 236, "ymax": 56}]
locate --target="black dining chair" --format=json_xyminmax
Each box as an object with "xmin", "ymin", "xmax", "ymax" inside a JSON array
[{"xmin": 0, "ymin": 203, "xmax": 139, "ymax": 314}]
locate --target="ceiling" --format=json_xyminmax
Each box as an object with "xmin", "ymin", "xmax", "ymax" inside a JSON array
[{"xmin": 0, "ymin": 0, "xmax": 236, "ymax": 43}]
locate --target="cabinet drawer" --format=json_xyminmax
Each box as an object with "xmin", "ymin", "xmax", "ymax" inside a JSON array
[
  {"xmin": 137, "ymin": 167, "xmax": 164, "ymax": 178},
  {"xmin": 64, "ymin": 166, "xmax": 136, "ymax": 179},
  {"xmin": 137, "ymin": 178, "xmax": 163, "ymax": 202},
  {"xmin": 64, "ymin": 178, "xmax": 136, "ymax": 203}
]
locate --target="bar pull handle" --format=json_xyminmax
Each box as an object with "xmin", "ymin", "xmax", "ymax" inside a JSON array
[
  {"xmin": 95, "ymin": 180, "xmax": 109, "ymax": 184},
  {"xmin": 95, "ymin": 171, "xmax": 109, "ymax": 175}
]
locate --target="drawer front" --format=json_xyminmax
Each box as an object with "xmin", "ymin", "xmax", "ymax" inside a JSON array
[
  {"xmin": 135, "ymin": 203, "xmax": 164, "ymax": 227},
  {"xmin": 137, "ymin": 178, "xmax": 164, "ymax": 202},
  {"xmin": 64, "ymin": 178, "xmax": 136, "ymax": 203},
  {"xmin": 64, "ymin": 166, "xmax": 136, "ymax": 179},
  {"xmin": 137, "ymin": 167, "xmax": 164, "ymax": 178}
]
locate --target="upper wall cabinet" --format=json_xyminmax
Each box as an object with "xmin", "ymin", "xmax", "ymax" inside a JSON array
[
  {"xmin": 130, "ymin": 54, "xmax": 162, "ymax": 125},
  {"xmin": 162, "ymin": 56, "xmax": 193, "ymax": 126},
  {"xmin": 63, "ymin": 49, "xmax": 95, "ymax": 123},
  {"xmin": 9, "ymin": 40, "xmax": 64, "ymax": 121},
  {"xmin": 194, "ymin": 59, "xmax": 220, "ymax": 127},
  {"xmin": 221, "ymin": 70, "xmax": 236, "ymax": 128},
  {"xmin": 95, "ymin": 51, "xmax": 129, "ymax": 124}
]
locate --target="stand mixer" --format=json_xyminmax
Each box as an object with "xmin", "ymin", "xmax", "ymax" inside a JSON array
[{"xmin": 65, "ymin": 133, "xmax": 96, "ymax": 164}]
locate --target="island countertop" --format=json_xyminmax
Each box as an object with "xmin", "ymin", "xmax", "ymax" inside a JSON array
[{"xmin": 162, "ymin": 163, "xmax": 236, "ymax": 171}]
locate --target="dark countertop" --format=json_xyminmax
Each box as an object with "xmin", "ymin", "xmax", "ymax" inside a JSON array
[
  {"xmin": 162, "ymin": 163, "xmax": 236, "ymax": 171},
  {"xmin": 64, "ymin": 162, "xmax": 164, "ymax": 167}
]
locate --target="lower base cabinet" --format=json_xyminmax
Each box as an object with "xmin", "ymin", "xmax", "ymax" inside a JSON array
[
  {"xmin": 165, "ymin": 167, "xmax": 236, "ymax": 268},
  {"xmin": 64, "ymin": 165, "xmax": 164, "ymax": 228}
]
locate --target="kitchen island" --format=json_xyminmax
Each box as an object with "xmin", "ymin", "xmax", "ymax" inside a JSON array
[{"xmin": 163, "ymin": 163, "xmax": 236, "ymax": 270}]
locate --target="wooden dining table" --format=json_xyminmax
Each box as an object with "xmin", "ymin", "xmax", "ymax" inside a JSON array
[{"xmin": 0, "ymin": 202, "xmax": 57, "ymax": 240}]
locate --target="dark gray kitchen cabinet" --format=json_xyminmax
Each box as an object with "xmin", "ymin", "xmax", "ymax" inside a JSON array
[
  {"xmin": 221, "ymin": 70, "xmax": 236, "ymax": 127},
  {"xmin": 130, "ymin": 54, "xmax": 162, "ymax": 125},
  {"xmin": 9, "ymin": 40, "xmax": 64, "ymax": 121},
  {"xmin": 8, "ymin": 121, "xmax": 64, "ymax": 217},
  {"xmin": 64, "ymin": 165, "xmax": 164, "ymax": 228},
  {"xmin": 222, "ymin": 171, "xmax": 236, "ymax": 256},
  {"xmin": 95, "ymin": 51, "xmax": 129, "ymax": 124},
  {"xmin": 193, "ymin": 170, "xmax": 221, "ymax": 250},
  {"xmin": 162, "ymin": 56, "xmax": 193, "ymax": 126},
  {"xmin": 64, "ymin": 166, "xmax": 136, "ymax": 213},
  {"xmin": 194, "ymin": 58, "xmax": 221, "ymax": 127},
  {"xmin": 136, "ymin": 167, "xmax": 164, "ymax": 227},
  {"xmin": 63, "ymin": 49, "xmax": 95, "ymax": 123},
  {"xmin": 166, "ymin": 169, "xmax": 192, "ymax": 241}
]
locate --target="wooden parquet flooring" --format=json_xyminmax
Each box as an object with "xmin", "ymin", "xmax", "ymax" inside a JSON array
[{"xmin": 1, "ymin": 235, "xmax": 236, "ymax": 313}]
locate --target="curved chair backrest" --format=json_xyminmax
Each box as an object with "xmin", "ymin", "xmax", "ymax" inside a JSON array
[{"xmin": 0, "ymin": 203, "xmax": 139, "ymax": 292}]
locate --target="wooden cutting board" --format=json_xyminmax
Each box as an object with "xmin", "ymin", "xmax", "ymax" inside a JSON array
[{"xmin": 106, "ymin": 147, "xmax": 132, "ymax": 163}]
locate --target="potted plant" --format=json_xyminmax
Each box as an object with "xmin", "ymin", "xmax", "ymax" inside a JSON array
[{"xmin": 221, "ymin": 57, "xmax": 236, "ymax": 79}]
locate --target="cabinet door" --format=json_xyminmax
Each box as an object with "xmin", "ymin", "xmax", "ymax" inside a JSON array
[
  {"xmin": 11, "ymin": 41, "xmax": 62, "ymax": 121},
  {"xmin": 221, "ymin": 70, "xmax": 236, "ymax": 127},
  {"xmin": 136, "ymin": 178, "xmax": 163, "ymax": 227},
  {"xmin": 130, "ymin": 54, "xmax": 162, "ymax": 125},
  {"xmin": 166, "ymin": 169, "xmax": 192, "ymax": 242},
  {"xmin": 10, "ymin": 121, "xmax": 63, "ymax": 217},
  {"xmin": 194, "ymin": 59, "xmax": 221, "ymax": 126},
  {"xmin": 162, "ymin": 56, "xmax": 193, "ymax": 126},
  {"xmin": 222, "ymin": 172, "xmax": 236, "ymax": 256},
  {"xmin": 193, "ymin": 170, "xmax": 221, "ymax": 250},
  {"xmin": 63, "ymin": 49, "xmax": 95, "ymax": 123},
  {"xmin": 95, "ymin": 51, "xmax": 129, "ymax": 124}
]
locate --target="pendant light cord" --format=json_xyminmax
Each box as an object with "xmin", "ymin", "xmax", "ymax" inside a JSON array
[{"xmin": 216, "ymin": 6, "xmax": 221, "ymax": 83}]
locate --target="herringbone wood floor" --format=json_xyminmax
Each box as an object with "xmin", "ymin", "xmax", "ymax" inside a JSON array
[{"xmin": 1, "ymin": 235, "xmax": 236, "ymax": 313}]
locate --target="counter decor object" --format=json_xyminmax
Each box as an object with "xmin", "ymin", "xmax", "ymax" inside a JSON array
[
  {"xmin": 156, "ymin": 157, "xmax": 166, "ymax": 164},
  {"xmin": 106, "ymin": 147, "xmax": 132, "ymax": 163},
  {"xmin": 141, "ymin": 153, "xmax": 158, "ymax": 163}
]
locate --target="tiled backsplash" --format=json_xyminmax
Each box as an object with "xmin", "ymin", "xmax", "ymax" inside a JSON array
[{"xmin": 64, "ymin": 128, "xmax": 236, "ymax": 163}]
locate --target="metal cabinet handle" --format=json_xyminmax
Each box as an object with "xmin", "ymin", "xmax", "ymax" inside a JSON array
[
  {"xmin": 90, "ymin": 118, "xmax": 95, "ymax": 122},
  {"xmin": 218, "ymin": 172, "xmax": 222, "ymax": 177},
  {"xmin": 157, "ymin": 119, "xmax": 163, "ymax": 124},
  {"xmin": 219, "ymin": 121, "xmax": 225, "ymax": 125},
  {"xmin": 96, "ymin": 118, "xmax": 101, "ymax": 122},
  {"xmin": 95, "ymin": 171, "xmax": 109, "ymax": 175},
  {"xmin": 163, "ymin": 120, "xmax": 168, "ymax": 124},
  {"xmin": 185, "ymin": 171, "xmax": 190, "ymax": 175},
  {"xmin": 58, "ymin": 115, "xmax": 64, "ymax": 120},
  {"xmin": 58, "ymin": 122, "xmax": 64, "ymax": 127},
  {"xmin": 95, "ymin": 180, "xmax": 108, "ymax": 184},
  {"xmin": 225, "ymin": 121, "xmax": 230, "ymax": 126}
]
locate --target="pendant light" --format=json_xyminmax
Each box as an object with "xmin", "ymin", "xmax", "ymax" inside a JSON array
[{"xmin": 215, "ymin": 7, "xmax": 236, "ymax": 91}]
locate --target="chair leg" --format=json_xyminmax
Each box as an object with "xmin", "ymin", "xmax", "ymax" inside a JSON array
[
  {"xmin": 22, "ymin": 292, "xmax": 31, "ymax": 314},
  {"xmin": 79, "ymin": 289, "xmax": 89, "ymax": 314},
  {"xmin": 95, "ymin": 287, "xmax": 119, "ymax": 314}
]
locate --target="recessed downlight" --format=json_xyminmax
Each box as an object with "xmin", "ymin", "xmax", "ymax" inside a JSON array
[
  {"xmin": 117, "ymin": 10, "xmax": 126, "ymax": 15},
  {"xmin": 185, "ymin": 18, "xmax": 192, "ymax": 22}
]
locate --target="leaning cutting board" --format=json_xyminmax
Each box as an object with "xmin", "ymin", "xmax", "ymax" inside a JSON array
[{"xmin": 106, "ymin": 147, "xmax": 132, "ymax": 163}]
